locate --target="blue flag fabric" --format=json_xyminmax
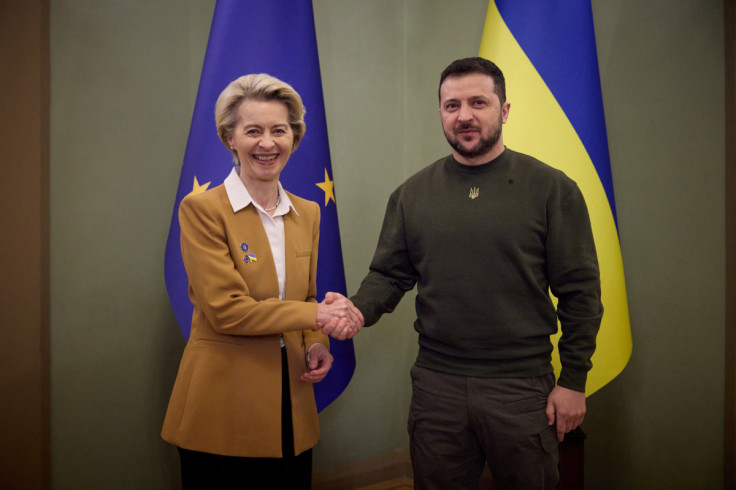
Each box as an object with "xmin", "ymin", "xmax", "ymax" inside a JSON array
[{"xmin": 164, "ymin": 0, "xmax": 354, "ymax": 411}]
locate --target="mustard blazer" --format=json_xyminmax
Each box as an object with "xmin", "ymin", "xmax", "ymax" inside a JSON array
[{"xmin": 161, "ymin": 183, "xmax": 329, "ymax": 458}]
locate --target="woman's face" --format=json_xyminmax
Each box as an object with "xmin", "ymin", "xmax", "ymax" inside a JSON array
[{"xmin": 228, "ymin": 99, "xmax": 294, "ymax": 186}]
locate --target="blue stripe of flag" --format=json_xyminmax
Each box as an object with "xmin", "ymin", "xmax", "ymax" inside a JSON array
[{"xmin": 496, "ymin": 0, "xmax": 617, "ymax": 225}]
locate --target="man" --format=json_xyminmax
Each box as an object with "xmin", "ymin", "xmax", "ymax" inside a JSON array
[{"xmin": 347, "ymin": 57, "xmax": 603, "ymax": 489}]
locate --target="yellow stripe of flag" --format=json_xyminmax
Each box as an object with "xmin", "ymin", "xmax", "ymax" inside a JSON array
[{"xmin": 480, "ymin": 1, "xmax": 632, "ymax": 395}]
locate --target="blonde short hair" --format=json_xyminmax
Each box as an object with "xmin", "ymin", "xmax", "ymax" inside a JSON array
[{"xmin": 215, "ymin": 74, "xmax": 306, "ymax": 162}]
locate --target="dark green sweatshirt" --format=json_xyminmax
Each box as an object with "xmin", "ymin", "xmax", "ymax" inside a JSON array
[{"xmin": 351, "ymin": 148, "xmax": 603, "ymax": 392}]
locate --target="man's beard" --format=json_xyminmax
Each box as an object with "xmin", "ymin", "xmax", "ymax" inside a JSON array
[{"xmin": 446, "ymin": 120, "xmax": 502, "ymax": 159}]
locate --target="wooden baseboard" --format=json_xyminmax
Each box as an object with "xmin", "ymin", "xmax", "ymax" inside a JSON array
[
  {"xmin": 357, "ymin": 477, "xmax": 414, "ymax": 490},
  {"xmin": 313, "ymin": 430, "xmax": 583, "ymax": 490},
  {"xmin": 312, "ymin": 449, "xmax": 413, "ymax": 490}
]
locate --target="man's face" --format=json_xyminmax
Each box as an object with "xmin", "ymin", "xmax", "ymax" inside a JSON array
[{"xmin": 439, "ymin": 73, "xmax": 510, "ymax": 164}]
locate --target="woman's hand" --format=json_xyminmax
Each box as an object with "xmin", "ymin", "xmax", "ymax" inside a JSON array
[
  {"xmin": 315, "ymin": 292, "xmax": 364, "ymax": 340},
  {"xmin": 300, "ymin": 343, "xmax": 333, "ymax": 383}
]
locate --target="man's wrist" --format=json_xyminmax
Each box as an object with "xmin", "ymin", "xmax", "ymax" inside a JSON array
[{"xmin": 557, "ymin": 369, "xmax": 587, "ymax": 393}]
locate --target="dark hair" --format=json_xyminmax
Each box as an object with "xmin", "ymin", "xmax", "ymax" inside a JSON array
[{"xmin": 438, "ymin": 57, "xmax": 506, "ymax": 104}]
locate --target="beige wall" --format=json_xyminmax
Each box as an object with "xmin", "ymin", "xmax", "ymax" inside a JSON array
[{"xmin": 48, "ymin": 0, "xmax": 725, "ymax": 488}]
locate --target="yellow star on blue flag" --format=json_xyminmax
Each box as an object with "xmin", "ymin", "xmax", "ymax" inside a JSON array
[
  {"xmin": 189, "ymin": 176, "xmax": 210, "ymax": 196},
  {"xmin": 316, "ymin": 169, "xmax": 336, "ymax": 206}
]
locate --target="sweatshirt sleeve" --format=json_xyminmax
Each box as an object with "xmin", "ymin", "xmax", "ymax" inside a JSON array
[
  {"xmin": 351, "ymin": 190, "xmax": 418, "ymax": 327},
  {"xmin": 546, "ymin": 182, "xmax": 603, "ymax": 392}
]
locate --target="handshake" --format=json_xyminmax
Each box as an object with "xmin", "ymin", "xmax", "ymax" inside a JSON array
[{"xmin": 315, "ymin": 292, "xmax": 364, "ymax": 340}]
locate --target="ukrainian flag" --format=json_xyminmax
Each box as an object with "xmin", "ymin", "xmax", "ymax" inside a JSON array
[{"xmin": 479, "ymin": 0, "xmax": 632, "ymax": 395}]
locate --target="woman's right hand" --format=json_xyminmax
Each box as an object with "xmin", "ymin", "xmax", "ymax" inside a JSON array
[{"xmin": 315, "ymin": 292, "xmax": 363, "ymax": 340}]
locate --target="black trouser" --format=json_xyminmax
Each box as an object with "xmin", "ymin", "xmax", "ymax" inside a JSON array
[{"xmin": 178, "ymin": 346, "xmax": 312, "ymax": 489}]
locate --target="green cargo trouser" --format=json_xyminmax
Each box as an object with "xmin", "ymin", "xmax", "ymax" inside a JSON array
[{"xmin": 408, "ymin": 364, "xmax": 559, "ymax": 490}]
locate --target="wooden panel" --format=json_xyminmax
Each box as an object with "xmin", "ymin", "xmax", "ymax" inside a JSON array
[
  {"xmin": 0, "ymin": 0, "xmax": 50, "ymax": 488},
  {"xmin": 726, "ymin": 0, "xmax": 736, "ymax": 487}
]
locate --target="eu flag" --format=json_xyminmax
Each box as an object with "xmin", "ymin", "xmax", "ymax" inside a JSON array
[
  {"xmin": 164, "ymin": 0, "xmax": 354, "ymax": 411},
  {"xmin": 479, "ymin": 0, "xmax": 632, "ymax": 395}
]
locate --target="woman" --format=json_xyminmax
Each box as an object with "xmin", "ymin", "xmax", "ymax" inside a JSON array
[{"xmin": 162, "ymin": 74, "xmax": 356, "ymax": 489}]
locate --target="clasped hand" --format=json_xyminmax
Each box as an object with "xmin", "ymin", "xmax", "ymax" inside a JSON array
[{"xmin": 315, "ymin": 292, "xmax": 364, "ymax": 340}]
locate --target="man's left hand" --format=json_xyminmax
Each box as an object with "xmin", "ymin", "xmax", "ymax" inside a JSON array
[{"xmin": 545, "ymin": 385, "xmax": 586, "ymax": 442}]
